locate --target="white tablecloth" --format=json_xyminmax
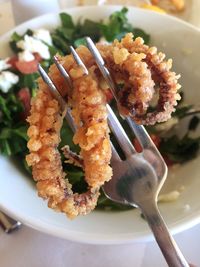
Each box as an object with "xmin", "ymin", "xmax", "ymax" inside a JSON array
[
  {"xmin": 0, "ymin": 1, "xmax": 200, "ymax": 266},
  {"xmin": 1, "ymin": 224, "xmax": 200, "ymax": 267}
]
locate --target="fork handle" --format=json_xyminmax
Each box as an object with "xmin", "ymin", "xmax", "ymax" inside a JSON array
[{"xmin": 140, "ymin": 201, "xmax": 189, "ymax": 267}]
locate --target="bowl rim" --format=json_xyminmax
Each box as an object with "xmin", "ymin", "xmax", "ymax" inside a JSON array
[{"xmin": 1, "ymin": 201, "xmax": 200, "ymax": 244}]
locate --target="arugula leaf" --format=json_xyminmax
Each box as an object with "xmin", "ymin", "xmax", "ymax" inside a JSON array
[
  {"xmin": 173, "ymin": 105, "xmax": 192, "ymax": 119},
  {"xmin": 0, "ymin": 89, "xmax": 28, "ymax": 156},
  {"xmin": 52, "ymin": 8, "xmax": 150, "ymax": 57},
  {"xmin": 52, "ymin": 15, "xmax": 101, "ymax": 54},
  {"xmin": 0, "ymin": 124, "xmax": 28, "ymax": 156},
  {"xmin": 10, "ymin": 31, "xmax": 22, "ymax": 42},
  {"xmin": 60, "ymin": 13, "xmax": 75, "ymax": 28},
  {"xmin": 52, "ymin": 33, "xmax": 71, "ymax": 54},
  {"xmin": 0, "ymin": 92, "xmax": 24, "ymax": 126},
  {"xmin": 25, "ymin": 29, "xmax": 33, "ymax": 36},
  {"xmin": 132, "ymin": 28, "xmax": 150, "ymax": 44},
  {"xmin": 0, "ymin": 95, "xmax": 11, "ymax": 120},
  {"xmin": 56, "ymin": 28, "xmax": 74, "ymax": 41},
  {"xmin": 0, "ymin": 127, "xmax": 12, "ymax": 139},
  {"xmin": 99, "ymin": 7, "xmax": 150, "ymax": 44},
  {"xmin": 189, "ymin": 116, "xmax": 200, "ymax": 131},
  {"xmin": 0, "ymin": 125, "xmax": 28, "ymax": 141},
  {"xmin": 100, "ymin": 7, "xmax": 132, "ymax": 42},
  {"xmin": 19, "ymin": 72, "xmax": 39, "ymax": 89},
  {"xmin": 74, "ymin": 37, "xmax": 87, "ymax": 48},
  {"xmin": 75, "ymin": 19, "xmax": 101, "ymax": 42},
  {"xmin": 17, "ymin": 73, "xmax": 40, "ymax": 98},
  {"xmin": 9, "ymin": 32, "xmax": 23, "ymax": 53},
  {"xmin": 0, "ymin": 140, "xmax": 12, "ymax": 156},
  {"xmin": 160, "ymin": 135, "xmax": 200, "ymax": 163},
  {"xmin": 13, "ymin": 125, "xmax": 28, "ymax": 140},
  {"xmin": 9, "ymin": 135, "xmax": 27, "ymax": 155}
]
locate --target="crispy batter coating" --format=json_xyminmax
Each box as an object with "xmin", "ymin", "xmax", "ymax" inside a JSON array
[
  {"xmin": 26, "ymin": 33, "xmax": 180, "ymax": 218},
  {"xmin": 97, "ymin": 33, "xmax": 181, "ymax": 125},
  {"xmin": 26, "ymin": 48, "xmax": 112, "ymax": 219}
]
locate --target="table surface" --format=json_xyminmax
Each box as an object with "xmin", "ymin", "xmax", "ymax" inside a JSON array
[
  {"xmin": 0, "ymin": 1, "xmax": 200, "ymax": 266},
  {"xmin": 1, "ymin": 224, "xmax": 200, "ymax": 267}
]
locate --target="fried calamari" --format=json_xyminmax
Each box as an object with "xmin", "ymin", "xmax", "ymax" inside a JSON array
[
  {"xmin": 26, "ymin": 48, "xmax": 112, "ymax": 219},
  {"xmin": 26, "ymin": 33, "xmax": 180, "ymax": 219},
  {"xmin": 97, "ymin": 33, "xmax": 181, "ymax": 125}
]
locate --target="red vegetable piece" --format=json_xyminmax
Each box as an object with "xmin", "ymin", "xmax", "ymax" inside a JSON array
[
  {"xmin": 17, "ymin": 87, "xmax": 31, "ymax": 120},
  {"xmin": 33, "ymin": 52, "xmax": 42, "ymax": 62},
  {"xmin": 149, "ymin": 134, "xmax": 161, "ymax": 148},
  {"xmin": 7, "ymin": 56, "xmax": 18, "ymax": 69},
  {"xmin": 15, "ymin": 59, "xmax": 38, "ymax": 74}
]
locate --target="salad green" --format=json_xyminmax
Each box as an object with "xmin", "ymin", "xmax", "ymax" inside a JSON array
[{"xmin": 0, "ymin": 8, "xmax": 199, "ymax": 211}]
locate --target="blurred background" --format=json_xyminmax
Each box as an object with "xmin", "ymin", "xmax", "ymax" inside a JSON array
[{"xmin": 0, "ymin": 0, "xmax": 200, "ymax": 34}]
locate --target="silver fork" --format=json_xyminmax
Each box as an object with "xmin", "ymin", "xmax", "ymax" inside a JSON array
[
  {"xmin": 0, "ymin": 211, "xmax": 21, "ymax": 233},
  {"xmin": 38, "ymin": 40, "xmax": 189, "ymax": 267}
]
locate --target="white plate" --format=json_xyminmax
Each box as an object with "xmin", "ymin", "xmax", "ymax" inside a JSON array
[{"xmin": 0, "ymin": 5, "xmax": 200, "ymax": 244}]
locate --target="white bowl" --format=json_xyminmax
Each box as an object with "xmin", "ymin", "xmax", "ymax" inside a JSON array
[{"xmin": 0, "ymin": 5, "xmax": 200, "ymax": 244}]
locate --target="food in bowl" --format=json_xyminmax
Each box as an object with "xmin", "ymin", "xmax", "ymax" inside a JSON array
[
  {"xmin": 151, "ymin": 0, "xmax": 185, "ymax": 12},
  {"xmin": 26, "ymin": 31, "xmax": 180, "ymax": 218},
  {"xmin": 0, "ymin": 8, "xmax": 199, "ymax": 219}
]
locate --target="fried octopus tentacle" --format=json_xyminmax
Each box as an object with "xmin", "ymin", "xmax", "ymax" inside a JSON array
[
  {"xmin": 26, "ymin": 33, "xmax": 181, "ymax": 219},
  {"xmin": 62, "ymin": 145, "xmax": 83, "ymax": 168},
  {"xmin": 26, "ymin": 50, "xmax": 112, "ymax": 219},
  {"xmin": 97, "ymin": 33, "xmax": 181, "ymax": 125}
]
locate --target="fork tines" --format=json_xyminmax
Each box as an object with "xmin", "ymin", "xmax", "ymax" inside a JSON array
[
  {"xmin": 53, "ymin": 56, "xmax": 73, "ymax": 90},
  {"xmin": 70, "ymin": 46, "xmax": 88, "ymax": 75},
  {"xmin": 85, "ymin": 37, "xmax": 117, "ymax": 101},
  {"xmin": 38, "ymin": 43, "xmax": 137, "ymax": 158},
  {"xmin": 38, "ymin": 38, "xmax": 159, "ymax": 159}
]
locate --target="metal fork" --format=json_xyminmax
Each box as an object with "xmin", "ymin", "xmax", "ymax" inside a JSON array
[
  {"xmin": 0, "ymin": 211, "xmax": 21, "ymax": 233},
  {"xmin": 38, "ymin": 39, "xmax": 189, "ymax": 267}
]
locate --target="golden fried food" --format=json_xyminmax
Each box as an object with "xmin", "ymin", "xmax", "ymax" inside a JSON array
[
  {"xmin": 26, "ymin": 47, "xmax": 112, "ymax": 219},
  {"xmin": 26, "ymin": 33, "xmax": 180, "ymax": 219},
  {"xmin": 97, "ymin": 33, "xmax": 181, "ymax": 125}
]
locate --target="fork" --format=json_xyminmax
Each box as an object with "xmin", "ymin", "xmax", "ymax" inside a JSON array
[
  {"xmin": 38, "ymin": 39, "xmax": 189, "ymax": 267},
  {"xmin": 0, "ymin": 211, "xmax": 21, "ymax": 233}
]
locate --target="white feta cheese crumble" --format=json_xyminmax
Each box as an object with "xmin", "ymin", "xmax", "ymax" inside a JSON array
[
  {"xmin": 0, "ymin": 71, "xmax": 19, "ymax": 93},
  {"xmin": 33, "ymin": 28, "xmax": 52, "ymax": 45},
  {"xmin": 18, "ymin": 50, "xmax": 35, "ymax": 62},
  {"xmin": 0, "ymin": 58, "xmax": 11, "ymax": 72},
  {"xmin": 17, "ymin": 35, "xmax": 50, "ymax": 60}
]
